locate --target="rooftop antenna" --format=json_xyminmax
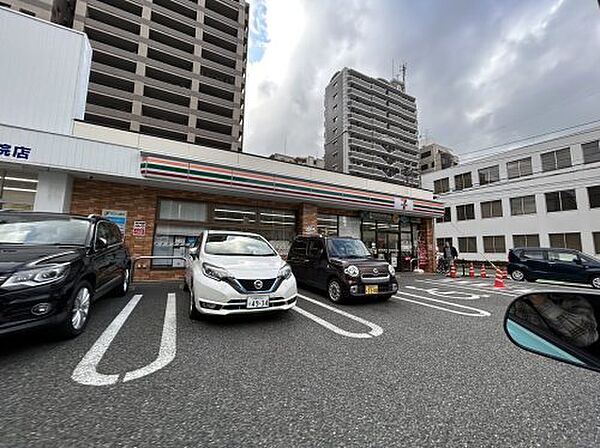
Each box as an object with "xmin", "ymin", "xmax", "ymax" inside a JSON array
[{"xmin": 391, "ymin": 61, "xmax": 407, "ymax": 92}]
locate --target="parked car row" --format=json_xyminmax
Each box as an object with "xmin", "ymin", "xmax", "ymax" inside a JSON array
[{"xmin": 1, "ymin": 212, "xmax": 399, "ymax": 339}]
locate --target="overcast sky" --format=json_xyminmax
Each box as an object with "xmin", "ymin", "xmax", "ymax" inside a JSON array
[{"xmin": 243, "ymin": 0, "xmax": 600, "ymax": 161}]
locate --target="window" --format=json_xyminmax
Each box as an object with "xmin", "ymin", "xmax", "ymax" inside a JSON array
[
  {"xmin": 510, "ymin": 195, "xmax": 536, "ymax": 216},
  {"xmin": 483, "ymin": 235, "xmax": 506, "ymax": 253},
  {"xmin": 436, "ymin": 207, "xmax": 451, "ymax": 223},
  {"xmin": 480, "ymin": 200, "xmax": 502, "ymax": 219},
  {"xmin": 433, "ymin": 177, "xmax": 449, "ymax": 194},
  {"xmin": 289, "ymin": 239, "xmax": 308, "ymax": 259},
  {"xmin": 549, "ymin": 233, "xmax": 582, "ymax": 251},
  {"xmin": 458, "ymin": 237, "xmax": 477, "ymax": 253},
  {"xmin": 19, "ymin": 9, "xmax": 35, "ymax": 16},
  {"xmin": 594, "ymin": 232, "xmax": 600, "ymax": 254},
  {"xmin": 0, "ymin": 170, "xmax": 37, "ymax": 210},
  {"xmin": 421, "ymin": 150, "xmax": 431, "ymax": 159},
  {"xmin": 317, "ymin": 214, "xmax": 338, "ymax": 236},
  {"xmin": 307, "ymin": 240, "xmax": 324, "ymax": 258},
  {"xmin": 456, "ymin": 204, "xmax": 475, "ymax": 221},
  {"xmin": 513, "ymin": 234, "xmax": 540, "ymax": 248},
  {"xmin": 541, "ymin": 148, "xmax": 571, "ymax": 172},
  {"xmin": 421, "ymin": 164, "xmax": 428, "ymax": 171},
  {"xmin": 454, "ymin": 172, "xmax": 472, "ymax": 190},
  {"xmin": 521, "ymin": 250, "xmax": 545, "ymax": 260},
  {"xmin": 159, "ymin": 199, "xmax": 207, "ymax": 222},
  {"xmin": 478, "ymin": 165, "xmax": 500, "ymax": 186},
  {"xmin": 205, "ymin": 234, "xmax": 276, "ymax": 256},
  {"xmin": 582, "ymin": 140, "xmax": 600, "ymax": 164},
  {"xmin": 213, "ymin": 205, "xmax": 257, "ymax": 224},
  {"xmin": 548, "ymin": 250, "xmax": 580, "ymax": 263},
  {"xmin": 588, "ymin": 186, "xmax": 600, "ymax": 209},
  {"xmin": 506, "ymin": 157, "xmax": 532, "ymax": 179},
  {"xmin": 545, "ymin": 190, "xmax": 577, "ymax": 212},
  {"xmin": 436, "ymin": 237, "xmax": 452, "ymax": 251}
]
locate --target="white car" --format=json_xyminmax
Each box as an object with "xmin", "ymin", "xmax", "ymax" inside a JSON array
[{"xmin": 185, "ymin": 230, "xmax": 297, "ymax": 317}]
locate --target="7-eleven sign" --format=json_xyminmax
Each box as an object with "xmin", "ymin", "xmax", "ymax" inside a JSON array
[{"xmin": 394, "ymin": 197, "xmax": 414, "ymax": 211}]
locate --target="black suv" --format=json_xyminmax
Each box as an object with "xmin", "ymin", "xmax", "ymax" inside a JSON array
[
  {"xmin": 508, "ymin": 247, "xmax": 600, "ymax": 289},
  {"xmin": 288, "ymin": 235, "xmax": 398, "ymax": 303},
  {"xmin": 0, "ymin": 212, "xmax": 131, "ymax": 338}
]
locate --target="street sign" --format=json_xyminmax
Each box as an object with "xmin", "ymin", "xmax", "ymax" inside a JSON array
[{"xmin": 132, "ymin": 221, "xmax": 146, "ymax": 237}]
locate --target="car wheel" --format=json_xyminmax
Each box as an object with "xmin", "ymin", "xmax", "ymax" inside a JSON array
[
  {"xmin": 591, "ymin": 276, "xmax": 600, "ymax": 289},
  {"xmin": 113, "ymin": 268, "xmax": 130, "ymax": 297},
  {"xmin": 327, "ymin": 278, "xmax": 345, "ymax": 303},
  {"xmin": 58, "ymin": 281, "xmax": 93, "ymax": 339},
  {"xmin": 188, "ymin": 284, "xmax": 202, "ymax": 320},
  {"xmin": 511, "ymin": 269, "xmax": 525, "ymax": 282}
]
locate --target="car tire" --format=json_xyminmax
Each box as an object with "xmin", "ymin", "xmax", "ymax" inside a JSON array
[
  {"xmin": 113, "ymin": 267, "xmax": 130, "ymax": 297},
  {"xmin": 591, "ymin": 276, "xmax": 600, "ymax": 289},
  {"xmin": 188, "ymin": 284, "xmax": 202, "ymax": 320},
  {"xmin": 511, "ymin": 269, "xmax": 526, "ymax": 282},
  {"xmin": 327, "ymin": 278, "xmax": 346, "ymax": 304},
  {"xmin": 58, "ymin": 281, "xmax": 94, "ymax": 339}
]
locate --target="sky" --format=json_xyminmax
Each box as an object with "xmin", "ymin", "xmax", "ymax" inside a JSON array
[{"xmin": 243, "ymin": 0, "xmax": 600, "ymax": 161}]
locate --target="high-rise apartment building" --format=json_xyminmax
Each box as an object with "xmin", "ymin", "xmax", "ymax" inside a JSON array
[
  {"xmin": 324, "ymin": 67, "xmax": 420, "ymax": 187},
  {"xmin": 420, "ymin": 142, "xmax": 459, "ymax": 173},
  {"xmin": 72, "ymin": 0, "xmax": 249, "ymax": 152}
]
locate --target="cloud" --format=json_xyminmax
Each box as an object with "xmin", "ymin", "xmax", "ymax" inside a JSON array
[{"xmin": 243, "ymin": 0, "xmax": 600, "ymax": 160}]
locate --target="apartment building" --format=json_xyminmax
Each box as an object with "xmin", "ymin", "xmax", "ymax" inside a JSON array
[
  {"xmin": 422, "ymin": 126, "xmax": 600, "ymax": 261},
  {"xmin": 420, "ymin": 142, "xmax": 458, "ymax": 173},
  {"xmin": 324, "ymin": 67, "xmax": 420, "ymax": 187},
  {"xmin": 269, "ymin": 153, "xmax": 325, "ymax": 169},
  {"xmin": 69, "ymin": 0, "xmax": 249, "ymax": 152}
]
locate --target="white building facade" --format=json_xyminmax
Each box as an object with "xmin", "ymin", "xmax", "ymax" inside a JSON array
[{"xmin": 422, "ymin": 126, "xmax": 600, "ymax": 261}]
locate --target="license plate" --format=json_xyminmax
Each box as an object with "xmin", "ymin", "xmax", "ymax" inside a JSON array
[
  {"xmin": 247, "ymin": 296, "xmax": 270, "ymax": 309},
  {"xmin": 365, "ymin": 285, "xmax": 379, "ymax": 295}
]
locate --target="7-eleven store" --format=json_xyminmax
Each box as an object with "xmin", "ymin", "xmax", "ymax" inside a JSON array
[{"xmin": 1, "ymin": 121, "xmax": 444, "ymax": 280}]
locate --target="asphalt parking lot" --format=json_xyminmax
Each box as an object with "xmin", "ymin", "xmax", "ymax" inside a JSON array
[{"xmin": 2, "ymin": 275, "xmax": 600, "ymax": 447}]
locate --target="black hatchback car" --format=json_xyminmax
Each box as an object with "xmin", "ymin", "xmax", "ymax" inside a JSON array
[
  {"xmin": 288, "ymin": 235, "xmax": 398, "ymax": 303},
  {"xmin": 508, "ymin": 247, "xmax": 600, "ymax": 289},
  {"xmin": 0, "ymin": 211, "xmax": 131, "ymax": 338}
]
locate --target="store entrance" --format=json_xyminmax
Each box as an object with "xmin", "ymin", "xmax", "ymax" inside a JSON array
[{"xmin": 361, "ymin": 216, "xmax": 420, "ymax": 272}]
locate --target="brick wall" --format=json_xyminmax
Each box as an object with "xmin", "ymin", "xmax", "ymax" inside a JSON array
[
  {"xmin": 418, "ymin": 218, "xmax": 435, "ymax": 273},
  {"xmin": 298, "ymin": 204, "xmax": 318, "ymax": 235},
  {"xmin": 70, "ymin": 178, "xmax": 305, "ymax": 281}
]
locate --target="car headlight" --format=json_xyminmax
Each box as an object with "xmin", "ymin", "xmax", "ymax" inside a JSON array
[
  {"xmin": 344, "ymin": 265, "xmax": 359, "ymax": 278},
  {"xmin": 202, "ymin": 263, "xmax": 232, "ymax": 281},
  {"xmin": 278, "ymin": 264, "xmax": 292, "ymax": 280},
  {"xmin": 2, "ymin": 264, "xmax": 70, "ymax": 290},
  {"xmin": 388, "ymin": 264, "xmax": 396, "ymax": 276}
]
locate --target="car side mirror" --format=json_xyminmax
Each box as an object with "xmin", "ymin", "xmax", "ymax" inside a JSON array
[
  {"xmin": 504, "ymin": 292, "xmax": 600, "ymax": 373},
  {"xmin": 95, "ymin": 237, "xmax": 108, "ymax": 251},
  {"xmin": 574, "ymin": 258, "xmax": 582, "ymax": 265},
  {"xmin": 189, "ymin": 247, "xmax": 199, "ymax": 258}
]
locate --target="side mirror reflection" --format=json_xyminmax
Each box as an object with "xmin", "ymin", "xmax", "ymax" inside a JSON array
[{"xmin": 504, "ymin": 292, "xmax": 600, "ymax": 372}]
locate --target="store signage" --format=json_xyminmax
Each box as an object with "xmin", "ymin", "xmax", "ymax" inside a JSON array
[
  {"xmin": 132, "ymin": 221, "xmax": 146, "ymax": 237},
  {"xmin": 360, "ymin": 211, "xmax": 396, "ymax": 223},
  {"xmin": 0, "ymin": 143, "xmax": 32, "ymax": 160},
  {"xmin": 394, "ymin": 197, "xmax": 414, "ymax": 211},
  {"xmin": 140, "ymin": 155, "xmax": 446, "ymax": 218},
  {"xmin": 102, "ymin": 209, "xmax": 127, "ymax": 234}
]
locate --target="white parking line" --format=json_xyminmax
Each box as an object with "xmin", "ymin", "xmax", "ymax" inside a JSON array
[
  {"xmin": 72, "ymin": 293, "xmax": 177, "ymax": 387},
  {"xmin": 418, "ymin": 279, "xmax": 517, "ymax": 297},
  {"xmin": 405, "ymin": 285, "xmax": 488, "ymax": 300},
  {"xmin": 294, "ymin": 294, "xmax": 383, "ymax": 338},
  {"xmin": 123, "ymin": 292, "xmax": 177, "ymax": 383},
  {"xmin": 393, "ymin": 291, "xmax": 491, "ymax": 317},
  {"xmin": 72, "ymin": 294, "xmax": 143, "ymax": 386}
]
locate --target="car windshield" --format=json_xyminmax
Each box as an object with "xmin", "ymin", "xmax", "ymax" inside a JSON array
[
  {"xmin": 0, "ymin": 217, "xmax": 91, "ymax": 246},
  {"xmin": 204, "ymin": 234, "xmax": 276, "ymax": 256},
  {"xmin": 327, "ymin": 238, "xmax": 372, "ymax": 259}
]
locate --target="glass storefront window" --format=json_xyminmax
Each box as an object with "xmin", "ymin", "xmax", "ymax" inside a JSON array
[
  {"xmin": 317, "ymin": 214, "xmax": 338, "ymax": 236},
  {"xmin": 214, "ymin": 204, "xmax": 257, "ymax": 224},
  {"xmin": 338, "ymin": 216, "xmax": 361, "ymax": 239},
  {"xmin": 153, "ymin": 200, "xmax": 208, "ymax": 267},
  {"xmin": 0, "ymin": 170, "xmax": 37, "ymax": 210},
  {"xmin": 258, "ymin": 208, "xmax": 296, "ymax": 257}
]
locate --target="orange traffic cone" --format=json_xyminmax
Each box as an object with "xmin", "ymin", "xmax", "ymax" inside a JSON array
[
  {"xmin": 480, "ymin": 264, "xmax": 487, "ymax": 278},
  {"xmin": 450, "ymin": 262, "xmax": 457, "ymax": 278},
  {"xmin": 503, "ymin": 269, "xmax": 508, "ymax": 279},
  {"xmin": 494, "ymin": 268, "xmax": 505, "ymax": 288},
  {"xmin": 469, "ymin": 263, "xmax": 475, "ymax": 278}
]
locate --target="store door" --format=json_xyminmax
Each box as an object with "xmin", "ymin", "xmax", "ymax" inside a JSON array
[
  {"xmin": 399, "ymin": 221, "xmax": 418, "ymax": 272},
  {"xmin": 375, "ymin": 223, "xmax": 400, "ymax": 269}
]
